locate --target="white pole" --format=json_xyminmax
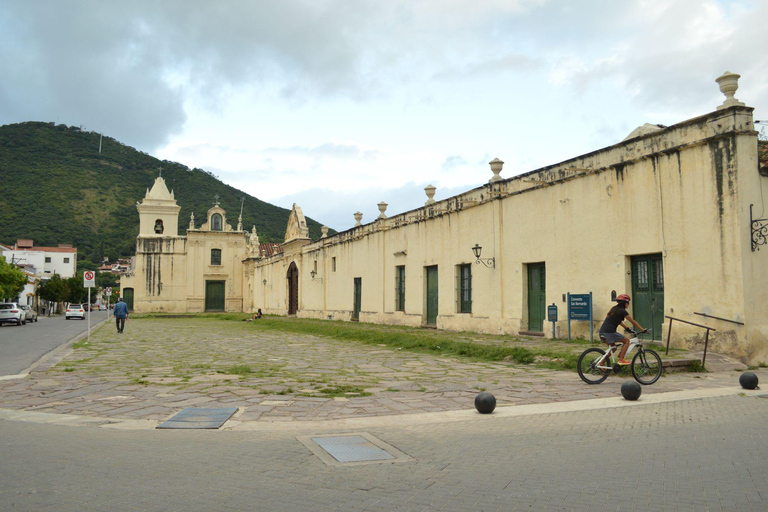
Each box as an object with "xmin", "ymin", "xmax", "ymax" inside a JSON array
[{"xmin": 87, "ymin": 287, "xmax": 91, "ymax": 341}]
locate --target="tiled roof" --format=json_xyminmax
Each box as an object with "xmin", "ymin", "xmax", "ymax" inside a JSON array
[
  {"xmin": 259, "ymin": 243, "xmax": 283, "ymax": 258},
  {"xmin": 30, "ymin": 246, "xmax": 78, "ymax": 253}
]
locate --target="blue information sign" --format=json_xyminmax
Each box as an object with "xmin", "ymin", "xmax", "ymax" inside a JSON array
[
  {"xmin": 567, "ymin": 292, "xmax": 594, "ymax": 342},
  {"xmin": 547, "ymin": 304, "xmax": 558, "ymax": 322},
  {"xmin": 568, "ymin": 294, "xmax": 592, "ymax": 320}
]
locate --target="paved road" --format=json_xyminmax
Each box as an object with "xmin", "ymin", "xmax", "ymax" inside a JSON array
[
  {"xmin": 2, "ymin": 393, "xmax": 767, "ymax": 511},
  {"xmin": 0, "ymin": 310, "xmax": 109, "ymax": 376}
]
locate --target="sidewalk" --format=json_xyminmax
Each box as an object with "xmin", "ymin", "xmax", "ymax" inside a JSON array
[{"xmin": 0, "ymin": 317, "xmax": 762, "ymax": 428}]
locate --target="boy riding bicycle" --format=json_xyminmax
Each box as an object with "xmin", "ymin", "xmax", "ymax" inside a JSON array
[{"xmin": 599, "ymin": 294, "xmax": 647, "ymax": 365}]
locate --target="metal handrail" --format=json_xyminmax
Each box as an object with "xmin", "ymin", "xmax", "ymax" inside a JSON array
[
  {"xmin": 693, "ymin": 312, "xmax": 744, "ymax": 325},
  {"xmin": 665, "ymin": 316, "xmax": 716, "ymax": 366}
]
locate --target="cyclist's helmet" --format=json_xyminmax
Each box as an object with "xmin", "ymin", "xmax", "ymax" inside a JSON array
[{"xmin": 616, "ymin": 294, "xmax": 631, "ymax": 303}]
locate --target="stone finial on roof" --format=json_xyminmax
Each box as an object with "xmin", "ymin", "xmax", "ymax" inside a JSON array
[
  {"xmin": 321, "ymin": 225, "xmax": 329, "ymax": 238},
  {"xmin": 489, "ymin": 158, "xmax": 504, "ymax": 183},
  {"xmin": 354, "ymin": 211, "xmax": 363, "ymax": 226},
  {"xmin": 377, "ymin": 202, "xmax": 388, "ymax": 219},
  {"xmin": 716, "ymin": 71, "xmax": 745, "ymax": 110},
  {"xmin": 424, "ymin": 185, "xmax": 436, "ymax": 205}
]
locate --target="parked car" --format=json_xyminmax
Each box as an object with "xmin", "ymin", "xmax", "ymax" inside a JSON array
[
  {"xmin": 0, "ymin": 303, "xmax": 26, "ymax": 326},
  {"xmin": 65, "ymin": 304, "xmax": 86, "ymax": 320},
  {"xmin": 99, "ymin": 304, "xmax": 107, "ymax": 311},
  {"xmin": 19, "ymin": 305, "xmax": 38, "ymax": 323}
]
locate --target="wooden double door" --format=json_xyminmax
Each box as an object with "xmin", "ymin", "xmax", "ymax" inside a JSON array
[{"xmin": 205, "ymin": 281, "xmax": 225, "ymax": 312}]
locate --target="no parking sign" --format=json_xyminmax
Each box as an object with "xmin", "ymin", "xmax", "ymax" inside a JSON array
[{"xmin": 84, "ymin": 270, "xmax": 95, "ymax": 288}]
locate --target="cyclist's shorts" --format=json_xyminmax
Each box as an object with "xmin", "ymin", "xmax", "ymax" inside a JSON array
[{"xmin": 600, "ymin": 332, "xmax": 626, "ymax": 345}]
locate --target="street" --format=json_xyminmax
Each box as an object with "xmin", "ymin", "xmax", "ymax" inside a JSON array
[
  {"xmin": 0, "ymin": 310, "xmax": 109, "ymax": 376},
  {"xmin": 1, "ymin": 393, "xmax": 766, "ymax": 511}
]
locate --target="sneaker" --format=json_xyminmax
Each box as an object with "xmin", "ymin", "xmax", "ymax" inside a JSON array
[{"xmin": 618, "ymin": 359, "xmax": 631, "ymax": 365}]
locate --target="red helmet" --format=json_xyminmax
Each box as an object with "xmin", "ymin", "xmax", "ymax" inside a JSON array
[{"xmin": 616, "ymin": 294, "xmax": 631, "ymax": 303}]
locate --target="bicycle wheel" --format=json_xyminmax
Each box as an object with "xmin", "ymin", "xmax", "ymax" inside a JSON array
[
  {"xmin": 578, "ymin": 348, "xmax": 610, "ymax": 384},
  {"xmin": 632, "ymin": 349, "xmax": 662, "ymax": 385}
]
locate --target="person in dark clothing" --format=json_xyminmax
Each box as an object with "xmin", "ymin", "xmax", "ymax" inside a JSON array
[
  {"xmin": 113, "ymin": 297, "xmax": 129, "ymax": 333},
  {"xmin": 599, "ymin": 294, "xmax": 646, "ymax": 365}
]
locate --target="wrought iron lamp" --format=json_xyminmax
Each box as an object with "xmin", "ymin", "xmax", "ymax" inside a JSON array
[
  {"xmin": 310, "ymin": 270, "xmax": 323, "ymax": 283},
  {"xmin": 472, "ymin": 244, "xmax": 495, "ymax": 268},
  {"xmin": 262, "ymin": 279, "xmax": 267, "ymax": 285}
]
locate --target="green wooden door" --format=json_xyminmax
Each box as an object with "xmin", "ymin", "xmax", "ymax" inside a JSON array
[
  {"xmin": 122, "ymin": 288, "xmax": 134, "ymax": 312},
  {"xmin": 205, "ymin": 281, "xmax": 226, "ymax": 312},
  {"xmin": 527, "ymin": 263, "xmax": 546, "ymax": 332},
  {"xmin": 425, "ymin": 266, "xmax": 438, "ymax": 326},
  {"xmin": 352, "ymin": 278, "xmax": 362, "ymax": 321},
  {"xmin": 631, "ymin": 254, "xmax": 664, "ymax": 339}
]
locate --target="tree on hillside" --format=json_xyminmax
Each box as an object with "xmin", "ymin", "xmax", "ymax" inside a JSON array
[{"xmin": 0, "ymin": 255, "xmax": 26, "ymax": 301}]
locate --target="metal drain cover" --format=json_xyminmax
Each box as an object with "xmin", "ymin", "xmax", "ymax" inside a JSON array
[
  {"xmin": 157, "ymin": 407, "xmax": 238, "ymax": 429},
  {"xmin": 297, "ymin": 432, "xmax": 414, "ymax": 466}
]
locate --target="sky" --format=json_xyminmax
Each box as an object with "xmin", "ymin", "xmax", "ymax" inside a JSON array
[{"xmin": 1, "ymin": 0, "xmax": 766, "ymax": 231}]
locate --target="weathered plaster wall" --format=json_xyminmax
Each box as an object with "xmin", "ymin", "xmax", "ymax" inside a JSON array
[
  {"xmin": 246, "ymin": 106, "xmax": 765, "ymax": 362},
  {"xmin": 123, "ymin": 236, "xmax": 188, "ymax": 313}
]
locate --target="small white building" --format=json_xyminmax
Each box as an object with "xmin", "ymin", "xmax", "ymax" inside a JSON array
[{"xmin": 0, "ymin": 239, "xmax": 77, "ymax": 279}]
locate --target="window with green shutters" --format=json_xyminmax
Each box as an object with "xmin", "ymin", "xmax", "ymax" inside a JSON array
[
  {"xmin": 211, "ymin": 248, "xmax": 221, "ymax": 266},
  {"xmin": 395, "ymin": 265, "xmax": 405, "ymax": 311},
  {"xmin": 457, "ymin": 263, "xmax": 472, "ymax": 313}
]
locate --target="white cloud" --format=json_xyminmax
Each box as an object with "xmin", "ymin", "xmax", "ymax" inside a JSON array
[{"xmin": 1, "ymin": 0, "xmax": 766, "ymax": 233}]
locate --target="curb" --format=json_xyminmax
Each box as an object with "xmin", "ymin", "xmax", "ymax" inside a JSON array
[{"xmin": 0, "ymin": 385, "xmax": 761, "ymax": 432}]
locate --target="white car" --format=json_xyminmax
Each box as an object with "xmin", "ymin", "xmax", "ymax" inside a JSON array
[
  {"xmin": 20, "ymin": 305, "xmax": 38, "ymax": 323},
  {"xmin": 65, "ymin": 304, "xmax": 86, "ymax": 320},
  {"xmin": 0, "ymin": 303, "xmax": 26, "ymax": 326}
]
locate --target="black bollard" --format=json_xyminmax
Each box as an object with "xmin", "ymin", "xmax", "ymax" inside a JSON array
[
  {"xmin": 474, "ymin": 392, "xmax": 497, "ymax": 414},
  {"xmin": 621, "ymin": 380, "xmax": 642, "ymax": 401},
  {"xmin": 739, "ymin": 371, "xmax": 759, "ymax": 390}
]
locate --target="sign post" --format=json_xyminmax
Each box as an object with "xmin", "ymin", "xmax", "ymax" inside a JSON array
[
  {"xmin": 84, "ymin": 271, "xmax": 95, "ymax": 340},
  {"xmin": 547, "ymin": 303, "xmax": 558, "ymax": 338},
  {"xmin": 567, "ymin": 292, "xmax": 594, "ymax": 342}
]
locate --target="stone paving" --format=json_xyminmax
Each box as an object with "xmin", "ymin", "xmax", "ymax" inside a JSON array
[{"xmin": 0, "ymin": 317, "xmax": 757, "ymax": 424}]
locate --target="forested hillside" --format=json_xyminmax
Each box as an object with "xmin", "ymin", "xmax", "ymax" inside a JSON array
[{"xmin": 0, "ymin": 122, "xmax": 331, "ymax": 265}]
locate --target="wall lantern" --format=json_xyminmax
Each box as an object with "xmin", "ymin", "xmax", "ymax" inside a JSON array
[
  {"xmin": 472, "ymin": 244, "xmax": 495, "ymax": 268},
  {"xmin": 262, "ymin": 279, "xmax": 267, "ymax": 285},
  {"xmin": 310, "ymin": 270, "xmax": 323, "ymax": 283}
]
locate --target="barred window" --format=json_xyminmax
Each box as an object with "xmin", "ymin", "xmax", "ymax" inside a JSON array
[
  {"xmin": 395, "ymin": 266, "xmax": 405, "ymax": 311},
  {"xmin": 457, "ymin": 264, "xmax": 472, "ymax": 313}
]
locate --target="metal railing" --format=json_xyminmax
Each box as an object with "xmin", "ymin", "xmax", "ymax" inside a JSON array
[
  {"xmin": 693, "ymin": 312, "xmax": 744, "ymax": 325},
  {"xmin": 665, "ymin": 316, "xmax": 716, "ymax": 365}
]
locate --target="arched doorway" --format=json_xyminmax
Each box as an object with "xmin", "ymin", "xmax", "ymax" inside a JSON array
[{"xmin": 287, "ymin": 261, "xmax": 299, "ymax": 315}]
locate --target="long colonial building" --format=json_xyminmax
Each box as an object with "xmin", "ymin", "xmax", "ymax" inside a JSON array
[{"xmin": 122, "ymin": 73, "xmax": 768, "ymax": 363}]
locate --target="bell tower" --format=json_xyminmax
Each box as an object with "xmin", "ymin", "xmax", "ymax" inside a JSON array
[{"xmin": 137, "ymin": 177, "xmax": 181, "ymax": 236}]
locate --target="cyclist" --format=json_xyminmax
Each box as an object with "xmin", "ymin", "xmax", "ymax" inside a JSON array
[{"xmin": 599, "ymin": 294, "xmax": 646, "ymax": 365}]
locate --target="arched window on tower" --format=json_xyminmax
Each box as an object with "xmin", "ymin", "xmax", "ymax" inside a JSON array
[
  {"xmin": 211, "ymin": 213, "xmax": 223, "ymax": 231},
  {"xmin": 154, "ymin": 219, "xmax": 164, "ymax": 234}
]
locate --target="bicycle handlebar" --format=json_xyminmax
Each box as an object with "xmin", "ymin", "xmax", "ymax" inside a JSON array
[{"xmin": 624, "ymin": 328, "xmax": 649, "ymax": 336}]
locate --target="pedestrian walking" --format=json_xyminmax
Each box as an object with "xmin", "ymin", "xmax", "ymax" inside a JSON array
[{"xmin": 113, "ymin": 298, "xmax": 129, "ymax": 334}]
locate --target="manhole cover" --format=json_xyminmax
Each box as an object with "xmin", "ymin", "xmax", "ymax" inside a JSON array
[
  {"xmin": 157, "ymin": 407, "xmax": 238, "ymax": 429},
  {"xmin": 297, "ymin": 432, "xmax": 414, "ymax": 466}
]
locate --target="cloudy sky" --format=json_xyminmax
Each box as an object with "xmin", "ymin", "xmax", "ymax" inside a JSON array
[{"xmin": 2, "ymin": 0, "xmax": 766, "ymax": 230}]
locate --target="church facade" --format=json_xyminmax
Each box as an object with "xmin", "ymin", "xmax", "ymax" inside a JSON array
[{"xmin": 122, "ymin": 73, "xmax": 768, "ymax": 363}]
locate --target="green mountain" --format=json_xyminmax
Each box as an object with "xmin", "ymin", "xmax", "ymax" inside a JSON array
[{"xmin": 0, "ymin": 122, "xmax": 332, "ymax": 264}]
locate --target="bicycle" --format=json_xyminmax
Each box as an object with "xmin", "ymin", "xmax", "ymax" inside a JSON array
[{"xmin": 577, "ymin": 328, "xmax": 663, "ymax": 385}]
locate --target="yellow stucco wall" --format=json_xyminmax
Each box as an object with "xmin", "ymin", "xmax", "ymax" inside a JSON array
[{"xmin": 245, "ymin": 106, "xmax": 767, "ymax": 362}]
